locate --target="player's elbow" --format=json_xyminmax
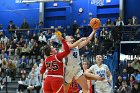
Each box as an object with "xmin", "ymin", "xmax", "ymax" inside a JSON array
[{"xmin": 84, "ymin": 70, "xmax": 90, "ymax": 76}]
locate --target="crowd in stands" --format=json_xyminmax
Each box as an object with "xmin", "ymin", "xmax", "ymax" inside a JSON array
[
  {"xmin": 0, "ymin": 16, "xmax": 139, "ymax": 93},
  {"xmin": 114, "ymin": 58, "xmax": 140, "ymax": 93}
]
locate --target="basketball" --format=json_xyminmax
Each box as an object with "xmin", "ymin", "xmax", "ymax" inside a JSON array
[
  {"xmin": 54, "ymin": 30, "xmax": 62, "ymax": 36},
  {"xmin": 89, "ymin": 18, "xmax": 100, "ymax": 30}
]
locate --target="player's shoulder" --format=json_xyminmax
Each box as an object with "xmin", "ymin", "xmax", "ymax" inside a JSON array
[
  {"xmin": 90, "ymin": 64, "xmax": 97, "ymax": 68},
  {"xmin": 102, "ymin": 64, "xmax": 108, "ymax": 67},
  {"xmin": 102, "ymin": 64, "xmax": 109, "ymax": 68},
  {"xmin": 45, "ymin": 55, "xmax": 54, "ymax": 61}
]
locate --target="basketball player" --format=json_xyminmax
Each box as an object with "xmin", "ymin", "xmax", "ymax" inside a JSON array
[
  {"xmin": 64, "ymin": 29, "xmax": 103, "ymax": 93},
  {"xmin": 85, "ymin": 55, "xmax": 112, "ymax": 93},
  {"xmin": 82, "ymin": 61, "xmax": 93, "ymax": 93},
  {"xmin": 40, "ymin": 35, "xmax": 70, "ymax": 93}
]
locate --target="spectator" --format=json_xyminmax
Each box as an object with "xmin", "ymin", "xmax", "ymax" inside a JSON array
[
  {"xmin": 19, "ymin": 74, "xmax": 41, "ymax": 93},
  {"xmin": 131, "ymin": 58, "xmax": 140, "ymax": 72},
  {"xmin": 5, "ymin": 39, "xmax": 11, "ymax": 55},
  {"xmin": 28, "ymin": 67, "xmax": 38, "ymax": 79},
  {"xmin": 25, "ymin": 31, "xmax": 32, "ymax": 43},
  {"xmin": 19, "ymin": 56, "xmax": 28, "ymax": 70},
  {"xmin": 105, "ymin": 18, "xmax": 113, "ymax": 26},
  {"xmin": 132, "ymin": 16, "xmax": 138, "ymax": 25},
  {"xmin": 32, "ymin": 33, "xmax": 38, "ymax": 42},
  {"xmin": 28, "ymin": 39, "xmax": 36, "ymax": 50},
  {"xmin": 115, "ymin": 75, "xmax": 123, "ymax": 90},
  {"xmin": 1, "ymin": 34, "xmax": 8, "ymax": 45},
  {"xmin": 128, "ymin": 76, "xmax": 137, "ymax": 88},
  {"xmin": 100, "ymin": 28, "xmax": 108, "ymax": 41},
  {"xmin": 131, "ymin": 82, "xmax": 140, "ymax": 93},
  {"xmin": 127, "ymin": 18, "xmax": 132, "ymax": 25},
  {"xmin": 116, "ymin": 17, "xmax": 124, "ymax": 26},
  {"xmin": 74, "ymin": 28, "xmax": 81, "ymax": 40},
  {"xmin": 7, "ymin": 20, "xmax": 16, "ymax": 30},
  {"xmin": 46, "ymin": 29, "xmax": 52, "ymax": 40},
  {"xmin": 21, "ymin": 43, "xmax": 30, "ymax": 57},
  {"xmin": 121, "ymin": 68, "xmax": 128, "ymax": 81},
  {"xmin": 72, "ymin": 20, "xmax": 79, "ymax": 36},
  {"xmin": 113, "ymin": 18, "xmax": 118, "ymax": 26},
  {"xmin": 26, "ymin": 74, "xmax": 41, "ymax": 93},
  {"xmin": 127, "ymin": 62, "xmax": 134, "ymax": 78},
  {"xmin": 38, "ymin": 21, "xmax": 44, "ymax": 29},
  {"xmin": 62, "ymin": 28, "xmax": 67, "ymax": 38},
  {"xmin": 135, "ymin": 71, "xmax": 140, "ymax": 83},
  {"xmin": 38, "ymin": 32, "xmax": 47, "ymax": 44},
  {"xmin": 18, "ymin": 74, "xmax": 27, "ymax": 93},
  {"xmin": 30, "ymin": 42, "xmax": 40, "ymax": 59},
  {"xmin": 118, "ymin": 80, "xmax": 131, "ymax": 93},
  {"xmin": 10, "ymin": 39, "xmax": 18, "ymax": 55},
  {"xmin": 0, "ymin": 41, "xmax": 5, "ymax": 54},
  {"xmin": 7, "ymin": 60, "xmax": 16, "ymax": 80},
  {"xmin": 21, "ymin": 18, "xmax": 29, "ymax": 29}
]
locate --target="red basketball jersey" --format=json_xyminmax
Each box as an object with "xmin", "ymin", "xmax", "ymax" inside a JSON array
[
  {"xmin": 45, "ymin": 55, "xmax": 64, "ymax": 76},
  {"xmin": 67, "ymin": 78, "xmax": 79, "ymax": 93}
]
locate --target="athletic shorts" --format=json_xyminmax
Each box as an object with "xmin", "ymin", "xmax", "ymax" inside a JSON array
[
  {"xmin": 94, "ymin": 81, "xmax": 112, "ymax": 93},
  {"xmin": 64, "ymin": 65, "xmax": 83, "ymax": 84},
  {"xmin": 43, "ymin": 76, "xmax": 64, "ymax": 93}
]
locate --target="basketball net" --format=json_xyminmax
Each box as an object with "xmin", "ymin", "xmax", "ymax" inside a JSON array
[{"xmin": 91, "ymin": 0, "xmax": 104, "ymax": 6}]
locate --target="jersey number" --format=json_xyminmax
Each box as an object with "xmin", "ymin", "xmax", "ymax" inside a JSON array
[
  {"xmin": 46, "ymin": 61, "xmax": 59, "ymax": 70},
  {"xmin": 99, "ymin": 74, "xmax": 105, "ymax": 78},
  {"xmin": 73, "ymin": 52, "xmax": 77, "ymax": 58}
]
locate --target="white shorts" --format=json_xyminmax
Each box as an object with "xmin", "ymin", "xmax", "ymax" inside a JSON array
[
  {"xmin": 95, "ymin": 81, "xmax": 112, "ymax": 93},
  {"xmin": 64, "ymin": 65, "xmax": 83, "ymax": 83}
]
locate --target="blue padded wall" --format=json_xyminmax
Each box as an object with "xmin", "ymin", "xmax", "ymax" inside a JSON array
[{"xmin": 0, "ymin": 0, "xmax": 39, "ymax": 29}]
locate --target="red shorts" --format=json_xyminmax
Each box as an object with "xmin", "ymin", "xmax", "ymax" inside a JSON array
[{"xmin": 43, "ymin": 76, "xmax": 64, "ymax": 93}]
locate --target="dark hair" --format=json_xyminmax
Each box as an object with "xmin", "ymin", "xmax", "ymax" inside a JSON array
[{"xmin": 43, "ymin": 45, "xmax": 51, "ymax": 56}]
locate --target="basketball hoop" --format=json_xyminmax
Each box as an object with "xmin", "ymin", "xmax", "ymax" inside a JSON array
[{"xmin": 91, "ymin": 0, "xmax": 104, "ymax": 6}]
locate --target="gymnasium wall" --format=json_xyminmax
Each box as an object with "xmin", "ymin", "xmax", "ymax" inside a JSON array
[
  {"xmin": 0, "ymin": 0, "xmax": 120, "ymax": 30},
  {"xmin": 0, "ymin": 0, "xmax": 39, "ymax": 29},
  {"xmin": 124, "ymin": 0, "xmax": 140, "ymax": 24},
  {"xmin": 44, "ymin": 0, "xmax": 119, "ymax": 29}
]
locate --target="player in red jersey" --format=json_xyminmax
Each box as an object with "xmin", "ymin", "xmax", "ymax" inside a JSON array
[
  {"xmin": 40, "ymin": 35, "xmax": 70, "ymax": 93},
  {"xmin": 67, "ymin": 78, "xmax": 79, "ymax": 93}
]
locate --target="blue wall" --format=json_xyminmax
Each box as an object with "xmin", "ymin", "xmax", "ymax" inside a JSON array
[
  {"xmin": 43, "ymin": 0, "xmax": 119, "ymax": 34},
  {"xmin": 0, "ymin": 0, "xmax": 39, "ymax": 29},
  {"xmin": 104, "ymin": 49, "xmax": 118, "ymax": 87},
  {"xmin": 0, "ymin": 0, "xmax": 120, "ymax": 30},
  {"xmin": 124, "ymin": 0, "xmax": 140, "ymax": 24}
]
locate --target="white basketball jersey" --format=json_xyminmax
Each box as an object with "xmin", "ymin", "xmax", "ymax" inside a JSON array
[
  {"xmin": 65, "ymin": 47, "xmax": 81, "ymax": 66},
  {"xmin": 89, "ymin": 64, "xmax": 109, "ymax": 81}
]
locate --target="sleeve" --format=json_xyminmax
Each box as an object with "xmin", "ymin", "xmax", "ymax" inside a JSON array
[
  {"xmin": 105, "ymin": 64, "xmax": 109, "ymax": 72},
  {"xmin": 40, "ymin": 60, "xmax": 46, "ymax": 74},
  {"xmin": 89, "ymin": 65, "xmax": 95, "ymax": 73},
  {"xmin": 56, "ymin": 39, "xmax": 70, "ymax": 61}
]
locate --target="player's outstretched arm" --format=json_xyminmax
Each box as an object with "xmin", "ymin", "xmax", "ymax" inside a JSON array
[
  {"xmin": 56, "ymin": 35, "xmax": 70, "ymax": 60},
  {"xmin": 84, "ymin": 69, "xmax": 104, "ymax": 81},
  {"xmin": 78, "ymin": 29, "xmax": 96, "ymax": 49},
  {"xmin": 68, "ymin": 37, "xmax": 87, "ymax": 49},
  {"xmin": 107, "ymin": 70, "xmax": 112, "ymax": 83}
]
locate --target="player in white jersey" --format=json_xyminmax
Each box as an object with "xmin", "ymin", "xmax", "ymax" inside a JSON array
[
  {"xmin": 85, "ymin": 55, "xmax": 113, "ymax": 93},
  {"xmin": 64, "ymin": 29, "xmax": 103, "ymax": 93}
]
